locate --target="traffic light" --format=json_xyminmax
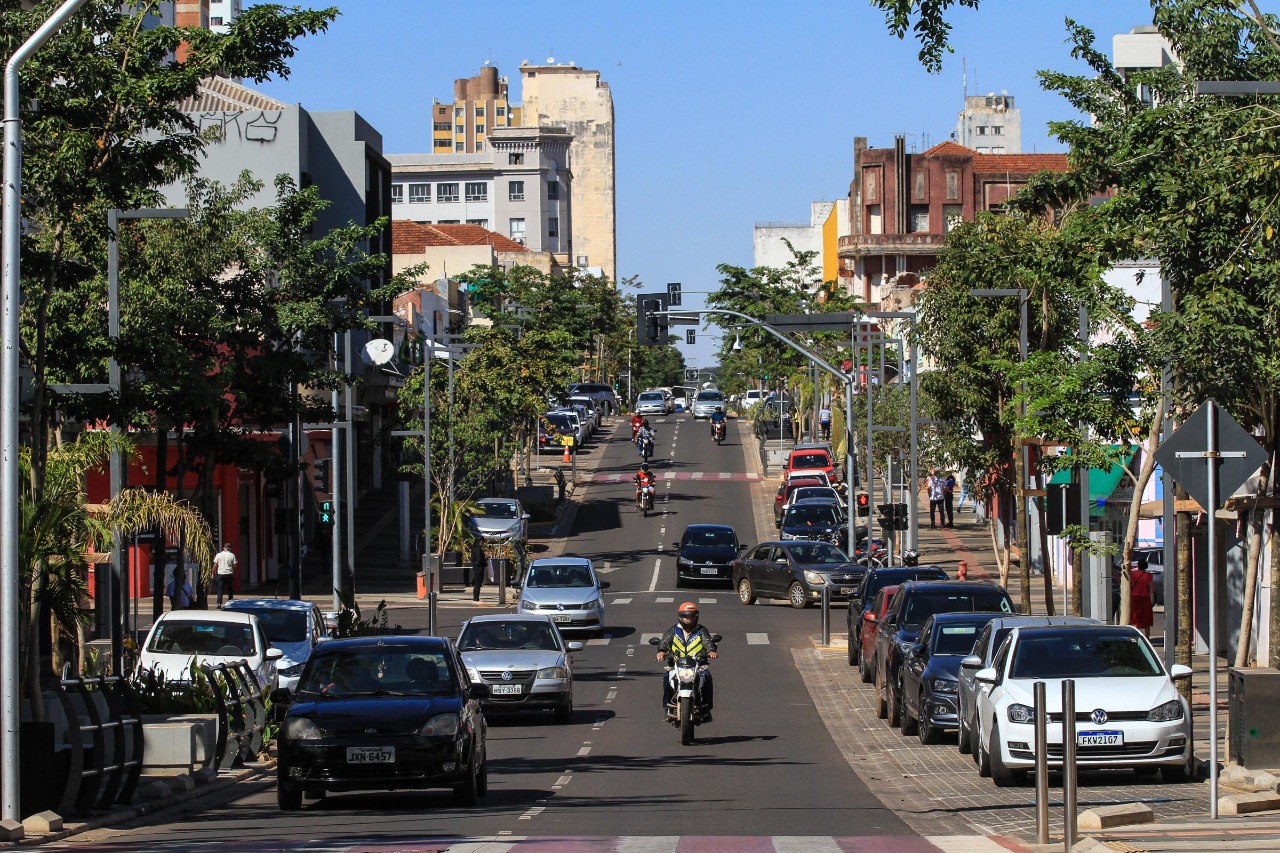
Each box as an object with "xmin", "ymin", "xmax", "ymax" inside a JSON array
[
  {"xmin": 312, "ymin": 458, "xmax": 330, "ymax": 492},
  {"xmin": 637, "ymin": 293, "xmax": 669, "ymax": 346},
  {"xmin": 319, "ymin": 499, "xmax": 335, "ymax": 526},
  {"xmin": 855, "ymin": 492, "xmax": 870, "ymax": 517}
]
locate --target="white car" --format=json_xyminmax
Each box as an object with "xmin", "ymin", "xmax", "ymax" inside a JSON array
[
  {"xmin": 221, "ymin": 599, "xmax": 328, "ymax": 691},
  {"xmin": 139, "ymin": 609, "xmax": 284, "ymax": 691},
  {"xmin": 635, "ymin": 390, "xmax": 669, "ymax": 416},
  {"xmin": 973, "ymin": 624, "xmax": 1193, "ymax": 787},
  {"xmin": 692, "ymin": 389, "xmax": 726, "ymax": 419},
  {"xmin": 739, "ymin": 389, "xmax": 767, "ymax": 411}
]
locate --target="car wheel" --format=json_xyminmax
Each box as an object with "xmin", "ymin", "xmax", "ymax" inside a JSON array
[
  {"xmin": 737, "ymin": 578, "xmax": 756, "ymax": 605},
  {"xmin": 900, "ymin": 687, "xmax": 919, "ymax": 737},
  {"xmin": 1161, "ymin": 756, "xmax": 1194, "ymax": 783},
  {"xmin": 969, "ymin": 720, "xmax": 981, "ymax": 764},
  {"xmin": 874, "ymin": 665, "xmax": 888, "ymax": 718},
  {"xmin": 277, "ymin": 776, "xmax": 302, "ymax": 811},
  {"xmin": 858, "ymin": 643, "xmax": 874, "ymax": 684},
  {"xmin": 977, "ymin": 725, "xmax": 992, "ymax": 778},
  {"xmin": 788, "ymin": 582, "xmax": 809, "ymax": 609},
  {"xmin": 918, "ymin": 707, "xmax": 940, "ymax": 745},
  {"xmin": 989, "ymin": 725, "xmax": 1026, "ymax": 787},
  {"xmin": 957, "ymin": 712, "xmax": 973, "ymax": 755},
  {"xmin": 847, "ymin": 631, "xmax": 858, "ymax": 667},
  {"xmin": 454, "ymin": 749, "xmax": 482, "ymax": 807},
  {"xmin": 887, "ymin": 670, "xmax": 903, "ymax": 728}
]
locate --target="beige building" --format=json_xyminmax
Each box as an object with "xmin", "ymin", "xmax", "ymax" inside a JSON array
[
  {"xmin": 430, "ymin": 65, "xmax": 522, "ymax": 155},
  {"xmin": 519, "ymin": 62, "xmax": 616, "ymax": 285}
]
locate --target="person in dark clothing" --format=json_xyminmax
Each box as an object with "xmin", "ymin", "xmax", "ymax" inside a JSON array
[
  {"xmin": 655, "ymin": 602, "xmax": 719, "ymax": 720},
  {"xmin": 470, "ymin": 538, "xmax": 487, "ymax": 602},
  {"xmin": 943, "ymin": 472, "xmax": 957, "ymax": 528}
]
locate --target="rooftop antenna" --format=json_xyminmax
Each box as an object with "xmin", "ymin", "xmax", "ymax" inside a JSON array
[{"xmin": 963, "ymin": 56, "xmax": 967, "ymax": 100}]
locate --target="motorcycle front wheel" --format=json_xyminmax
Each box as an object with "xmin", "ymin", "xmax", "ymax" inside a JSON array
[{"xmin": 679, "ymin": 695, "xmax": 694, "ymax": 745}]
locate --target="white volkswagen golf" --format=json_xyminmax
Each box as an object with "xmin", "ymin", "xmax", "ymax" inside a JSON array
[{"xmin": 973, "ymin": 624, "xmax": 1193, "ymax": 786}]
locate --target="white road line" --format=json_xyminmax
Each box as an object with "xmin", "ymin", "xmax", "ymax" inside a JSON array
[
  {"xmin": 587, "ymin": 637, "xmax": 611, "ymax": 646},
  {"xmin": 719, "ymin": 472, "xmax": 731, "ymax": 478},
  {"xmin": 648, "ymin": 558, "xmax": 662, "ymax": 591},
  {"xmin": 659, "ymin": 527, "xmax": 666, "ymax": 535},
  {"xmin": 662, "ymin": 472, "xmax": 676, "ymax": 479},
  {"xmin": 606, "ymin": 689, "xmax": 617, "ymax": 702},
  {"xmin": 444, "ymin": 840, "xmax": 522, "ymax": 852},
  {"xmin": 697, "ymin": 597, "xmax": 717, "ymax": 605},
  {"xmin": 612, "ymin": 597, "xmax": 633, "ymax": 605},
  {"xmin": 519, "ymin": 807, "xmax": 545, "ymax": 820},
  {"xmin": 553, "ymin": 775, "xmax": 572, "ymax": 787},
  {"xmin": 746, "ymin": 632, "xmax": 770, "ymax": 645},
  {"xmin": 615, "ymin": 838, "xmax": 680, "ymax": 853},
  {"xmin": 774, "ymin": 838, "xmax": 842, "ymax": 853},
  {"xmin": 655, "ymin": 596, "xmax": 674, "ymax": 603},
  {"xmin": 691, "ymin": 471, "xmax": 704, "ymax": 479},
  {"xmin": 924, "ymin": 838, "xmax": 1012, "ymax": 852},
  {"xmin": 577, "ymin": 746, "xmax": 591, "ymax": 756},
  {"xmin": 592, "ymin": 715, "xmax": 608, "ymax": 730}
]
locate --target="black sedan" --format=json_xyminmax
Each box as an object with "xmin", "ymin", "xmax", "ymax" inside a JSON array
[
  {"xmin": 733, "ymin": 540, "xmax": 864, "ymax": 609},
  {"xmin": 273, "ymin": 636, "xmax": 488, "ymax": 810},
  {"xmin": 675, "ymin": 524, "xmax": 743, "ymax": 586},
  {"xmin": 900, "ymin": 611, "xmax": 1002, "ymax": 744}
]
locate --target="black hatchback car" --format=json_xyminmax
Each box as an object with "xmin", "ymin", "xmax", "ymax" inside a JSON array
[
  {"xmin": 675, "ymin": 524, "xmax": 743, "ymax": 587},
  {"xmin": 733, "ymin": 540, "xmax": 864, "ymax": 609},
  {"xmin": 274, "ymin": 636, "xmax": 488, "ymax": 810}
]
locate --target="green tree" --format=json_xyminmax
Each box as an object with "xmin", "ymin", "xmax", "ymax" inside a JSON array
[{"xmin": 869, "ymin": 0, "xmax": 982, "ymax": 72}]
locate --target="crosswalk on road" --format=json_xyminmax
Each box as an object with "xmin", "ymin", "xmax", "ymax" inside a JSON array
[{"xmin": 282, "ymin": 835, "xmax": 1017, "ymax": 852}]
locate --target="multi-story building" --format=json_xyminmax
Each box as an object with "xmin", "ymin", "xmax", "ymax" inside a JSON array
[
  {"xmin": 429, "ymin": 65, "xmax": 522, "ymax": 155},
  {"xmin": 753, "ymin": 201, "xmax": 851, "ymax": 289},
  {"xmin": 838, "ymin": 136, "xmax": 1068, "ymax": 309},
  {"xmin": 519, "ymin": 62, "xmax": 616, "ymax": 283},
  {"xmin": 955, "ymin": 93, "xmax": 1021, "ymax": 154},
  {"xmin": 390, "ymin": 125, "xmax": 572, "ymax": 267},
  {"xmin": 1113, "ymin": 25, "xmax": 1177, "ymax": 106}
]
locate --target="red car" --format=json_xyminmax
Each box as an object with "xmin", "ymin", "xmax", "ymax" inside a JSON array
[
  {"xmin": 784, "ymin": 448, "xmax": 836, "ymax": 482},
  {"xmin": 858, "ymin": 585, "xmax": 899, "ymax": 686}
]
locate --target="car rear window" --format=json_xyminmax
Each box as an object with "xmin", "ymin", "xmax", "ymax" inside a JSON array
[
  {"xmin": 298, "ymin": 649, "xmax": 455, "ymax": 697},
  {"xmin": 685, "ymin": 528, "xmax": 736, "ymax": 547},
  {"xmin": 238, "ymin": 609, "xmax": 307, "ymax": 644},
  {"xmin": 784, "ymin": 505, "xmax": 840, "ymax": 526},
  {"xmin": 696, "ymin": 391, "xmax": 723, "ymax": 402},
  {"xmin": 902, "ymin": 590, "xmax": 1013, "ymax": 627},
  {"xmin": 148, "ymin": 620, "xmax": 257, "ymax": 655},
  {"xmin": 791, "ymin": 452, "xmax": 831, "ymax": 469}
]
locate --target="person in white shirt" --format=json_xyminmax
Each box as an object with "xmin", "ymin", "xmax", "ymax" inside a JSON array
[
  {"xmin": 213, "ymin": 543, "xmax": 237, "ymax": 607},
  {"xmin": 926, "ymin": 472, "xmax": 946, "ymax": 529}
]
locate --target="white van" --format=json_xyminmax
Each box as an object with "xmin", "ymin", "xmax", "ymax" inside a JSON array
[{"xmin": 739, "ymin": 389, "xmax": 767, "ymax": 411}]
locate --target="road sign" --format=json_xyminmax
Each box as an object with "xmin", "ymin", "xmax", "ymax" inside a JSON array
[
  {"xmin": 667, "ymin": 282, "xmax": 682, "ymax": 306},
  {"xmin": 1154, "ymin": 399, "xmax": 1265, "ymax": 512},
  {"xmin": 1043, "ymin": 483, "xmax": 1081, "ymax": 536}
]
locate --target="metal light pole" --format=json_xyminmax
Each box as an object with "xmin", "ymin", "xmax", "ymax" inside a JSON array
[{"xmin": 2, "ymin": 0, "xmax": 92, "ymax": 828}]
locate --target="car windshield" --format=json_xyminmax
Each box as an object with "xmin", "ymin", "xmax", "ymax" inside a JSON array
[
  {"xmin": 459, "ymin": 620, "xmax": 561, "ymax": 651},
  {"xmin": 1010, "ymin": 631, "xmax": 1162, "ymax": 679},
  {"xmin": 297, "ymin": 649, "xmax": 455, "ymax": 698},
  {"xmin": 234, "ymin": 608, "xmax": 307, "ymax": 644},
  {"xmin": 902, "ymin": 591, "xmax": 1013, "ymax": 627},
  {"xmin": 932, "ymin": 623, "xmax": 983, "ymax": 656},
  {"xmin": 696, "ymin": 392, "xmax": 723, "ymax": 402},
  {"xmin": 525, "ymin": 564, "xmax": 595, "ymax": 588},
  {"xmin": 147, "ymin": 620, "xmax": 257, "ymax": 656},
  {"xmin": 791, "ymin": 453, "xmax": 830, "ymax": 469},
  {"xmin": 477, "ymin": 502, "xmax": 518, "ymax": 519},
  {"xmin": 785, "ymin": 505, "xmax": 840, "ymax": 526},
  {"xmin": 638, "ymin": 393, "xmax": 663, "ymax": 402},
  {"xmin": 684, "ymin": 528, "xmax": 736, "ymax": 548},
  {"xmin": 788, "ymin": 542, "xmax": 849, "ymax": 564}
]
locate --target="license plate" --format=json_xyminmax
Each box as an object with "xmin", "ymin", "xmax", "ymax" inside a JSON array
[
  {"xmin": 1077, "ymin": 730, "xmax": 1123, "ymax": 747},
  {"xmin": 346, "ymin": 746, "xmax": 394, "ymax": 764},
  {"xmin": 491, "ymin": 684, "xmax": 522, "ymax": 695},
  {"xmin": 552, "ymin": 615, "xmax": 572, "ymax": 623},
  {"xmin": 839, "ymin": 587, "xmax": 855, "ymax": 595},
  {"xmin": 700, "ymin": 568, "xmax": 719, "ymax": 575}
]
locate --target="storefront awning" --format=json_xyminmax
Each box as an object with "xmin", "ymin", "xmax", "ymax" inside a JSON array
[{"xmin": 1047, "ymin": 448, "xmax": 1135, "ymax": 513}]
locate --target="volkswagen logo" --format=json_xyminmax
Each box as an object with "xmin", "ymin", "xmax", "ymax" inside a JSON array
[
  {"xmin": 501, "ymin": 671, "xmax": 513, "ymax": 682},
  {"xmin": 557, "ymin": 603, "xmax": 565, "ymax": 611},
  {"xmin": 1090, "ymin": 708, "xmax": 1108, "ymax": 725}
]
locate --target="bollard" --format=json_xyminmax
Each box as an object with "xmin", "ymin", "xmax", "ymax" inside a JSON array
[
  {"xmin": 1063, "ymin": 678, "xmax": 1078, "ymax": 852},
  {"xmin": 957, "ymin": 560, "xmax": 968, "ymax": 581},
  {"xmin": 496, "ymin": 557, "xmax": 509, "ymax": 607},
  {"xmin": 821, "ymin": 584, "xmax": 830, "ymax": 646},
  {"xmin": 1034, "ymin": 681, "xmax": 1049, "ymax": 845}
]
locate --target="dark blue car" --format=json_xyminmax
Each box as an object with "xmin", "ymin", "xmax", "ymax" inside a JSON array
[{"xmin": 900, "ymin": 611, "xmax": 1003, "ymax": 744}]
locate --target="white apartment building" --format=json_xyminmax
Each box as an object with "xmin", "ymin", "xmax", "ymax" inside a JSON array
[{"xmin": 956, "ymin": 93, "xmax": 1020, "ymax": 154}]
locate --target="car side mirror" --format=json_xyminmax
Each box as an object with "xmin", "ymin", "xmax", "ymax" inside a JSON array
[
  {"xmin": 522, "ymin": 513, "xmax": 531, "ymax": 520},
  {"xmin": 647, "ymin": 636, "xmax": 660, "ymax": 646},
  {"xmin": 566, "ymin": 641, "xmax": 585, "ymax": 653},
  {"xmin": 599, "ymin": 581, "xmax": 610, "ymax": 590},
  {"xmin": 883, "ymin": 614, "xmax": 896, "ymax": 626},
  {"xmin": 265, "ymin": 648, "xmax": 284, "ymax": 662},
  {"xmin": 960, "ymin": 654, "xmax": 983, "ymax": 670},
  {"xmin": 270, "ymin": 687, "xmax": 292, "ymax": 706},
  {"xmin": 468, "ymin": 683, "xmax": 489, "ymax": 699},
  {"xmin": 738, "ymin": 543, "xmax": 746, "ymax": 551},
  {"xmin": 1170, "ymin": 663, "xmax": 1193, "ymax": 679},
  {"xmin": 974, "ymin": 667, "xmax": 997, "ymax": 685}
]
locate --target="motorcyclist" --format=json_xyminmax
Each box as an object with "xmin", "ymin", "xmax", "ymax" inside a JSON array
[
  {"xmin": 633, "ymin": 462, "xmax": 656, "ymax": 509},
  {"xmin": 655, "ymin": 602, "xmax": 718, "ymax": 721},
  {"xmin": 635, "ymin": 418, "xmax": 655, "ymax": 458},
  {"xmin": 709, "ymin": 406, "xmax": 727, "ymax": 439},
  {"xmin": 630, "ymin": 411, "xmax": 644, "ymax": 440}
]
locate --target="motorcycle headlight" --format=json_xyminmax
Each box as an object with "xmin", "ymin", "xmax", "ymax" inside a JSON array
[
  {"xmin": 285, "ymin": 717, "xmax": 324, "ymax": 741},
  {"xmin": 520, "ymin": 598, "xmax": 537, "ymax": 610},
  {"xmin": 420, "ymin": 713, "xmax": 459, "ymax": 737},
  {"xmin": 803, "ymin": 571, "xmax": 826, "ymax": 585},
  {"xmin": 1147, "ymin": 699, "xmax": 1184, "ymax": 722},
  {"xmin": 931, "ymin": 677, "xmax": 958, "ymax": 694},
  {"xmin": 583, "ymin": 598, "xmax": 601, "ymax": 610},
  {"xmin": 676, "ymin": 666, "xmax": 697, "ymax": 682},
  {"xmin": 537, "ymin": 666, "xmax": 568, "ymax": 680},
  {"xmin": 1007, "ymin": 703, "xmax": 1035, "ymax": 724}
]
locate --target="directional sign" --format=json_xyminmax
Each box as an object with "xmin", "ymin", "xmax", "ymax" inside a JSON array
[{"xmin": 1154, "ymin": 399, "xmax": 1266, "ymax": 512}]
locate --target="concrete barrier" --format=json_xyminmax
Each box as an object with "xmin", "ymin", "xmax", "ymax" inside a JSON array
[
  {"xmin": 1218, "ymin": 790, "xmax": 1280, "ymax": 815},
  {"xmin": 140, "ymin": 715, "xmax": 217, "ymax": 775},
  {"xmin": 1076, "ymin": 802, "xmax": 1155, "ymax": 829},
  {"xmin": 21, "ymin": 810, "xmax": 62, "ymax": 834}
]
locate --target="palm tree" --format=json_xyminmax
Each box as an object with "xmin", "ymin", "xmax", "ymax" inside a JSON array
[{"xmin": 20, "ymin": 432, "xmax": 213, "ymax": 717}]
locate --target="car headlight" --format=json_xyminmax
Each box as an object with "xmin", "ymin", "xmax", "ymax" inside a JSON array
[
  {"xmin": 466, "ymin": 667, "xmax": 481, "ymax": 682},
  {"xmin": 1147, "ymin": 699, "xmax": 1184, "ymax": 722},
  {"xmin": 420, "ymin": 713, "xmax": 459, "ymax": 737},
  {"xmin": 677, "ymin": 557, "xmax": 692, "ymax": 566},
  {"xmin": 931, "ymin": 677, "xmax": 959, "ymax": 694},
  {"xmin": 280, "ymin": 662, "xmax": 306, "ymax": 677},
  {"xmin": 1007, "ymin": 703, "xmax": 1035, "ymax": 724},
  {"xmin": 520, "ymin": 598, "xmax": 536, "ymax": 610},
  {"xmin": 285, "ymin": 717, "xmax": 324, "ymax": 741},
  {"xmin": 537, "ymin": 666, "xmax": 568, "ymax": 679},
  {"xmin": 803, "ymin": 571, "xmax": 826, "ymax": 585},
  {"xmin": 583, "ymin": 598, "xmax": 601, "ymax": 610}
]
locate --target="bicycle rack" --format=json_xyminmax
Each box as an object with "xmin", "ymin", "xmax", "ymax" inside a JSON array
[
  {"xmin": 198, "ymin": 661, "xmax": 267, "ymax": 769},
  {"xmin": 56, "ymin": 674, "xmax": 144, "ymax": 814}
]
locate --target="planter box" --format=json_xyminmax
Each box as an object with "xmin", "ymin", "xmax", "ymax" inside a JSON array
[{"xmin": 141, "ymin": 714, "xmax": 217, "ymax": 775}]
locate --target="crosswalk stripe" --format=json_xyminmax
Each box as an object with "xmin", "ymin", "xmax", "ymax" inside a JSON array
[
  {"xmin": 586, "ymin": 637, "xmax": 611, "ymax": 646},
  {"xmin": 774, "ymin": 838, "xmax": 842, "ymax": 853},
  {"xmin": 612, "ymin": 597, "xmax": 633, "ymax": 605},
  {"xmin": 655, "ymin": 596, "xmax": 674, "ymax": 603},
  {"xmin": 746, "ymin": 633, "xmax": 770, "ymax": 644},
  {"xmin": 427, "ymin": 838, "xmax": 1001, "ymax": 852},
  {"xmin": 614, "ymin": 838, "xmax": 681, "ymax": 853},
  {"xmin": 697, "ymin": 597, "xmax": 717, "ymax": 604}
]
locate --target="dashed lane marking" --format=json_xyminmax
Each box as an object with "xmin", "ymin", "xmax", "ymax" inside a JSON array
[
  {"xmin": 746, "ymin": 632, "xmax": 770, "ymax": 645},
  {"xmin": 612, "ymin": 597, "xmax": 633, "ymax": 605},
  {"xmin": 553, "ymin": 775, "xmax": 572, "ymax": 788},
  {"xmin": 577, "ymin": 746, "xmax": 591, "ymax": 756},
  {"xmin": 697, "ymin": 597, "xmax": 716, "ymax": 605},
  {"xmin": 518, "ymin": 806, "xmax": 545, "ymax": 820},
  {"xmin": 586, "ymin": 637, "xmax": 611, "ymax": 646},
  {"xmin": 655, "ymin": 596, "xmax": 674, "ymax": 604},
  {"xmin": 648, "ymin": 559, "xmax": 661, "ymax": 592}
]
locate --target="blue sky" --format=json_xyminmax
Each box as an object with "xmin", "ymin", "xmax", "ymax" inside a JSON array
[{"xmin": 256, "ymin": 0, "xmax": 1160, "ymax": 365}]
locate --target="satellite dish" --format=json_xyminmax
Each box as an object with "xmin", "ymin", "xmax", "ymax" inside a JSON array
[{"xmin": 363, "ymin": 338, "xmax": 396, "ymax": 366}]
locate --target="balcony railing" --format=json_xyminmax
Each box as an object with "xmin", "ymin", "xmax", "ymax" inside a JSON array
[{"xmin": 838, "ymin": 233, "xmax": 946, "ymax": 255}]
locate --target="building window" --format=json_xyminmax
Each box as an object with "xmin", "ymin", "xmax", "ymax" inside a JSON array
[
  {"xmin": 433, "ymin": 138, "xmax": 451, "ymax": 148},
  {"xmin": 509, "ymin": 153, "xmax": 524, "ymax": 165},
  {"xmin": 867, "ymin": 204, "xmax": 883, "ymax": 235},
  {"xmin": 408, "ymin": 183, "xmax": 430, "ymax": 204},
  {"xmin": 943, "ymin": 204, "xmax": 963, "ymax": 233},
  {"xmin": 454, "ymin": 107, "xmax": 463, "ymax": 117},
  {"xmin": 210, "ymin": 16, "xmax": 223, "ymax": 25},
  {"xmin": 509, "ymin": 218, "xmax": 526, "ymax": 243},
  {"xmin": 496, "ymin": 106, "xmax": 506, "ymax": 116},
  {"xmin": 433, "ymin": 122, "xmax": 450, "ymax": 132},
  {"xmin": 467, "ymin": 219, "xmax": 488, "ymax": 228},
  {"xmin": 991, "ymin": 146, "xmax": 1006, "ymax": 154},
  {"xmin": 509, "ymin": 180, "xmax": 525, "ymax": 201},
  {"xmin": 548, "ymin": 217, "xmax": 559, "ymax": 237},
  {"xmin": 913, "ymin": 171, "xmax": 928, "ymax": 202},
  {"xmin": 437, "ymin": 220, "xmax": 460, "ymax": 225},
  {"xmin": 547, "ymin": 180, "xmax": 559, "ymax": 200},
  {"xmin": 945, "ymin": 171, "xmax": 960, "ymax": 201},
  {"xmin": 975, "ymin": 125, "xmax": 988, "ymax": 135},
  {"xmin": 455, "ymin": 142, "xmax": 464, "ymax": 152},
  {"xmin": 455, "ymin": 125, "xmax": 464, "ymax": 135},
  {"xmin": 475, "ymin": 140, "xmax": 484, "ymax": 151},
  {"xmin": 475, "ymin": 125, "xmax": 484, "ymax": 135},
  {"xmin": 437, "ymin": 183, "xmax": 459, "ymax": 203},
  {"xmin": 465, "ymin": 182, "xmax": 488, "ymax": 202},
  {"xmin": 991, "ymin": 125, "xmax": 1003, "ymax": 135},
  {"xmin": 476, "ymin": 106, "xmax": 485, "ymax": 117},
  {"xmin": 909, "ymin": 205, "xmax": 930, "ymax": 232},
  {"xmin": 391, "ymin": 184, "xmax": 404, "ymax": 204}
]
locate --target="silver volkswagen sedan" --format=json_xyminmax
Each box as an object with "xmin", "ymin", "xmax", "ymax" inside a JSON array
[
  {"xmin": 516, "ymin": 557, "xmax": 608, "ymax": 638},
  {"xmin": 457, "ymin": 614, "xmax": 583, "ymax": 723}
]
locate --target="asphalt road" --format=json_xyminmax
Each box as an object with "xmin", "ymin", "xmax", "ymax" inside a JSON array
[{"xmin": 53, "ymin": 416, "xmax": 921, "ymax": 850}]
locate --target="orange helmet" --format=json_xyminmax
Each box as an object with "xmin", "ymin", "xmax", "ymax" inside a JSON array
[{"xmin": 677, "ymin": 602, "xmax": 699, "ymax": 616}]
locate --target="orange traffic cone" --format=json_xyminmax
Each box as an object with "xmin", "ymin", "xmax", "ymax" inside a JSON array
[{"xmin": 562, "ymin": 443, "xmax": 571, "ymax": 463}]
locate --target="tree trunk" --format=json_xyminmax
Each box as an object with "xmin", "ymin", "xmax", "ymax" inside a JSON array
[
  {"xmin": 1270, "ymin": 510, "xmax": 1280, "ymax": 668},
  {"xmin": 1071, "ymin": 547, "xmax": 1083, "ymax": 616},
  {"xmin": 1015, "ymin": 450, "xmax": 1031, "ymax": 614},
  {"xmin": 1236, "ymin": 503, "xmax": 1265, "ymax": 668},
  {"xmin": 1176, "ymin": 493, "xmax": 1194, "ymax": 708},
  {"xmin": 152, "ymin": 421, "xmax": 169, "ymax": 621},
  {"xmin": 24, "ymin": 582, "xmax": 45, "ymax": 722}
]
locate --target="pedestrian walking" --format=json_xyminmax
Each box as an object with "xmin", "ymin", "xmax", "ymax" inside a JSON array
[
  {"xmin": 1128, "ymin": 557, "xmax": 1156, "ymax": 637},
  {"xmin": 470, "ymin": 537, "xmax": 487, "ymax": 603},
  {"xmin": 213, "ymin": 542, "xmax": 237, "ymax": 607},
  {"xmin": 166, "ymin": 567, "xmax": 195, "ymax": 611},
  {"xmin": 942, "ymin": 472, "xmax": 956, "ymax": 528},
  {"xmin": 926, "ymin": 471, "xmax": 946, "ymax": 529},
  {"xmin": 819, "ymin": 405, "xmax": 832, "ymax": 441}
]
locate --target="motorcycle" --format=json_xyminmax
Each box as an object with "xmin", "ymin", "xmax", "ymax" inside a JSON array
[
  {"xmin": 712, "ymin": 420, "xmax": 726, "ymax": 445},
  {"xmin": 636, "ymin": 483, "xmax": 655, "ymax": 516},
  {"xmin": 638, "ymin": 435, "xmax": 654, "ymax": 461},
  {"xmin": 648, "ymin": 634, "xmax": 722, "ymax": 745}
]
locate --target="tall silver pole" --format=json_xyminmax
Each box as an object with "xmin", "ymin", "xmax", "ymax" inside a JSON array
[
  {"xmin": 331, "ymin": 381, "xmax": 341, "ymax": 613},
  {"xmin": 2, "ymin": 2, "xmax": 91, "ymax": 827},
  {"xmin": 424, "ymin": 334, "xmax": 436, "ymax": 637},
  {"xmin": 108, "ymin": 210, "xmax": 123, "ymax": 669},
  {"xmin": 1063, "ymin": 678, "xmax": 1078, "ymax": 850},
  {"xmin": 1033, "ymin": 680, "xmax": 1049, "ymax": 845},
  {"xmin": 845, "ymin": 378, "xmax": 856, "ymax": 552},
  {"xmin": 1207, "ymin": 401, "xmax": 1219, "ymax": 818},
  {"xmin": 344, "ymin": 331, "xmax": 355, "ymax": 597},
  {"xmin": 908, "ymin": 330, "xmax": 919, "ymax": 550}
]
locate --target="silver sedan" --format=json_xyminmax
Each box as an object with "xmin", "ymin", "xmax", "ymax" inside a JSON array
[{"xmin": 457, "ymin": 614, "xmax": 583, "ymax": 723}]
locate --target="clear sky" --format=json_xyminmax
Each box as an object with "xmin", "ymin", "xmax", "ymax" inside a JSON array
[{"xmin": 255, "ymin": 0, "xmax": 1165, "ymax": 366}]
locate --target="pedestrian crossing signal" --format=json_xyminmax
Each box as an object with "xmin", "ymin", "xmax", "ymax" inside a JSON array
[
  {"xmin": 855, "ymin": 492, "xmax": 870, "ymax": 517},
  {"xmin": 319, "ymin": 499, "xmax": 335, "ymax": 526}
]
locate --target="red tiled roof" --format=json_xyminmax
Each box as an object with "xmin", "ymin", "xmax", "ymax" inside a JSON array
[
  {"xmin": 392, "ymin": 221, "xmax": 529, "ymax": 254},
  {"xmin": 972, "ymin": 152, "xmax": 1070, "ymax": 174},
  {"xmin": 921, "ymin": 140, "xmax": 976, "ymax": 157}
]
